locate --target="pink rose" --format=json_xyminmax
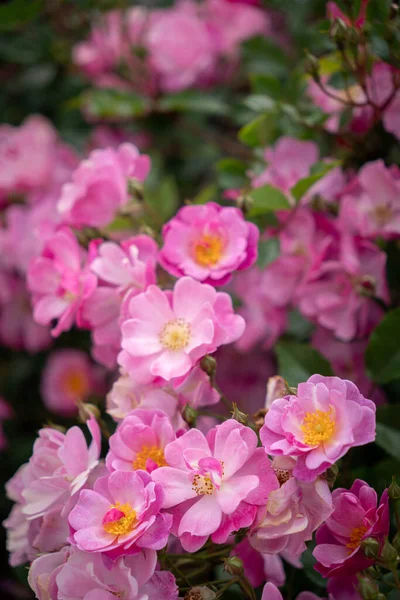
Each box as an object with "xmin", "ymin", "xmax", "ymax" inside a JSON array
[
  {"xmin": 260, "ymin": 375, "xmax": 376, "ymax": 481},
  {"xmin": 159, "ymin": 203, "xmax": 259, "ymax": 286}
]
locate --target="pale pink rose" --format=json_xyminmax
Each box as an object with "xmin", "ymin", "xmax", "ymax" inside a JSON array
[
  {"xmin": 159, "ymin": 203, "xmax": 259, "ymax": 286},
  {"xmin": 88, "ymin": 125, "xmax": 151, "ymax": 152},
  {"xmin": 152, "ymin": 419, "xmax": 279, "ymax": 552},
  {"xmin": 118, "ymin": 276, "xmax": 245, "ymax": 384},
  {"xmin": 250, "ymin": 456, "xmax": 333, "ymax": 556},
  {"xmin": 251, "ymin": 137, "xmax": 319, "ymax": 196},
  {"xmin": 106, "ymin": 408, "xmax": 175, "ymax": 474},
  {"xmin": 260, "ymin": 375, "xmax": 376, "ymax": 482},
  {"xmin": 296, "ymin": 237, "xmax": 389, "ymax": 342},
  {"xmin": 41, "ymin": 349, "xmax": 103, "ymax": 416},
  {"xmin": 58, "ymin": 143, "xmax": 150, "ymax": 228},
  {"xmin": 0, "ymin": 116, "xmax": 56, "ymax": 197},
  {"xmin": 234, "ymin": 538, "xmax": 293, "ymax": 588},
  {"xmin": 205, "ymin": 0, "xmax": 270, "ymax": 57},
  {"xmin": 366, "ymin": 62, "xmax": 400, "ymax": 141},
  {"xmin": 312, "ymin": 327, "xmax": 386, "ymax": 405},
  {"xmin": 314, "ymin": 480, "xmax": 389, "ymax": 578},
  {"xmin": 27, "ymin": 227, "xmax": 97, "ymax": 337},
  {"xmin": 0, "ymin": 274, "xmax": 51, "ymax": 353},
  {"xmin": 145, "ymin": 3, "xmax": 217, "ymax": 93},
  {"xmin": 21, "ymin": 417, "xmax": 101, "ymax": 520},
  {"xmin": 82, "ymin": 235, "xmax": 158, "ymax": 367},
  {"xmin": 69, "ymin": 470, "xmax": 172, "ymax": 559},
  {"xmin": 339, "ymin": 160, "xmax": 400, "ymax": 239},
  {"xmin": 29, "ymin": 547, "xmax": 178, "ymax": 600}
]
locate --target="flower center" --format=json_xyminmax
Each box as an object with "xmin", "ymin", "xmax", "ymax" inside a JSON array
[
  {"xmin": 133, "ymin": 445, "xmax": 167, "ymax": 471},
  {"xmin": 159, "ymin": 318, "xmax": 191, "ymax": 351},
  {"xmin": 371, "ymin": 204, "xmax": 393, "ymax": 227},
  {"xmin": 62, "ymin": 371, "xmax": 89, "ymax": 399},
  {"xmin": 346, "ymin": 525, "xmax": 368, "ymax": 551},
  {"xmin": 274, "ymin": 468, "xmax": 291, "ymax": 486},
  {"xmin": 192, "ymin": 474, "xmax": 215, "ymax": 496},
  {"xmin": 103, "ymin": 502, "xmax": 137, "ymax": 536},
  {"xmin": 194, "ymin": 234, "xmax": 223, "ymax": 267},
  {"xmin": 301, "ymin": 407, "xmax": 335, "ymax": 446}
]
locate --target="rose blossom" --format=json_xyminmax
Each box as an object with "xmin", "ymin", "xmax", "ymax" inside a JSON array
[
  {"xmin": 81, "ymin": 234, "xmax": 158, "ymax": 367},
  {"xmin": 314, "ymin": 480, "xmax": 389, "ymax": 578},
  {"xmin": 28, "ymin": 547, "xmax": 179, "ymax": 600},
  {"xmin": 27, "ymin": 227, "xmax": 97, "ymax": 337},
  {"xmin": 260, "ymin": 375, "xmax": 376, "ymax": 482},
  {"xmin": 118, "ymin": 276, "xmax": 245, "ymax": 384},
  {"xmin": 159, "ymin": 203, "xmax": 259, "ymax": 286},
  {"xmin": 250, "ymin": 457, "xmax": 333, "ymax": 556},
  {"xmin": 21, "ymin": 417, "xmax": 101, "ymax": 519},
  {"xmin": 106, "ymin": 409, "xmax": 176, "ymax": 474},
  {"xmin": 58, "ymin": 143, "xmax": 150, "ymax": 229},
  {"xmin": 234, "ymin": 538, "xmax": 299, "ymax": 588},
  {"xmin": 339, "ymin": 160, "xmax": 400, "ymax": 239},
  {"xmin": 41, "ymin": 349, "xmax": 102, "ymax": 416},
  {"xmin": 69, "ymin": 470, "xmax": 172, "ymax": 559},
  {"xmin": 146, "ymin": 3, "xmax": 217, "ymax": 93},
  {"xmin": 152, "ymin": 419, "xmax": 279, "ymax": 552}
]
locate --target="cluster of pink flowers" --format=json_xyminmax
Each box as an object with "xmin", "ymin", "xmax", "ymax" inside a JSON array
[
  {"xmin": 73, "ymin": 0, "xmax": 270, "ymax": 95},
  {"xmin": 3, "ymin": 370, "xmax": 380, "ymax": 599}
]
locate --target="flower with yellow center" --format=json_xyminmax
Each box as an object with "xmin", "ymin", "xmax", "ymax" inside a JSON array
[
  {"xmin": 62, "ymin": 370, "xmax": 89, "ymax": 399},
  {"xmin": 193, "ymin": 234, "xmax": 223, "ymax": 267},
  {"xmin": 133, "ymin": 445, "xmax": 167, "ymax": 471},
  {"xmin": 159, "ymin": 318, "xmax": 191, "ymax": 351},
  {"xmin": 192, "ymin": 474, "xmax": 215, "ymax": 496},
  {"xmin": 103, "ymin": 502, "xmax": 137, "ymax": 536},
  {"xmin": 301, "ymin": 406, "xmax": 336, "ymax": 446},
  {"xmin": 346, "ymin": 525, "xmax": 368, "ymax": 551}
]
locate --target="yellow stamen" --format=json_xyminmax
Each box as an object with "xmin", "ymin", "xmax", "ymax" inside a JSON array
[
  {"xmin": 159, "ymin": 318, "xmax": 191, "ymax": 351},
  {"xmin": 346, "ymin": 525, "xmax": 368, "ymax": 551},
  {"xmin": 192, "ymin": 474, "xmax": 215, "ymax": 496},
  {"xmin": 103, "ymin": 502, "xmax": 136, "ymax": 536},
  {"xmin": 133, "ymin": 445, "xmax": 167, "ymax": 471},
  {"xmin": 301, "ymin": 407, "xmax": 335, "ymax": 446},
  {"xmin": 194, "ymin": 235, "xmax": 223, "ymax": 267}
]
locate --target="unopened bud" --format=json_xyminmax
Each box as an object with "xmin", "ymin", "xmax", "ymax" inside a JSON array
[
  {"xmin": 388, "ymin": 477, "xmax": 400, "ymax": 500},
  {"xmin": 185, "ymin": 586, "xmax": 216, "ymax": 600},
  {"xmin": 329, "ymin": 18, "xmax": 348, "ymax": 47},
  {"xmin": 200, "ymin": 355, "xmax": 217, "ymax": 379},
  {"xmin": 78, "ymin": 402, "xmax": 101, "ymax": 423},
  {"xmin": 127, "ymin": 178, "xmax": 144, "ymax": 201},
  {"xmin": 182, "ymin": 404, "xmax": 197, "ymax": 427},
  {"xmin": 376, "ymin": 594, "xmax": 387, "ymax": 600},
  {"xmin": 265, "ymin": 375, "xmax": 287, "ymax": 409},
  {"xmin": 231, "ymin": 402, "xmax": 248, "ymax": 425},
  {"xmin": 380, "ymin": 539, "xmax": 399, "ymax": 570},
  {"xmin": 236, "ymin": 194, "xmax": 253, "ymax": 214},
  {"xmin": 324, "ymin": 463, "xmax": 339, "ymax": 488},
  {"xmin": 361, "ymin": 537, "xmax": 380, "ymax": 560},
  {"xmin": 304, "ymin": 51, "xmax": 320, "ymax": 81},
  {"xmin": 253, "ymin": 408, "xmax": 267, "ymax": 430},
  {"xmin": 223, "ymin": 556, "xmax": 244, "ymax": 576},
  {"xmin": 358, "ymin": 576, "xmax": 379, "ymax": 600},
  {"xmin": 393, "ymin": 532, "xmax": 400, "ymax": 553}
]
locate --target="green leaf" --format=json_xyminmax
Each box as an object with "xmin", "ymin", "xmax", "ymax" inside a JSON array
[
  {"xmin": 276, "ymin": 341, "xmax": 333, "ymax": 386},
  {"xmin": 81, "ymin": 88, "xmax": 149, "ymax": 120},
  {"xmin": 250, "ymin": 74, "xmax": 282, "ymax": 99},
  {"xmin": 157, "ymin": 91, "xmax": 229, "ymax": 115},
  {"xmin": 216, "ymin": 158, "xmax": 247, "ymax": 189},
  {"xmin": 247, "ymin": 184, "xmax": 291, "ymax": 217},
  {"xmin": 366, "ymin": 309, "xmax": 400, "ymax": 383},
  {"xmin": 367, "ymin": 0, "xmax": 391, "ymax": 21},
  {"xmin": 238, "ymin": 112, "xmax": 277, "ymax": 147},
  {"xmin": 145, "ymin": 176, "xmax": 179, "ymax": 223},
  {"xmin": 257, "ymin": 238, "xmax": 280, "ymax": 269},
  {"xmin": 243, "ymin": 94, "xmax": 276, "ymax": 112},
  {"xmin": 0, "ymin": 0, "xmax": 43, "ymax": 30},
  {"xmin": 242, "ymin": 36, "xmax": 289, "ymax": 78},
  {"xmin": 290, "ymin": 161, "xmax": 340, "ymax": 203},
  {"xmin": 375, "ymin": 423, "xmax": 400, "ymax": 462},
  {"xmin": 192, "ymin": 184, "xmax": 218, "ymax": 205}
]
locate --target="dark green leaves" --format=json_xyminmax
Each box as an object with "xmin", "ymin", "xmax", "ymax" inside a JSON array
[
  {"xmin": 375, "ymin": 423, "xmax": 400, "ymax": 461},
  {"xmin": 276, "ymin": 341, "xmax": 333, "ymax": 387},
  {"xmin": 366, "ymin": 309, "xmax": 400, "ymax": 383},
  {"xmin": 157, "ymin": 91, "xmax": 229, "ymax": 116},
  {"xmin": 0, "ymin": 0, "xmax": 43, "ymax": 31},
  {"xmin": 257, "ymin": 238, "xmax": 280, "ymax": 269},
  {"xmin": 80, "ymin": 89, "xmax": 150, "ymax": 120}
]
